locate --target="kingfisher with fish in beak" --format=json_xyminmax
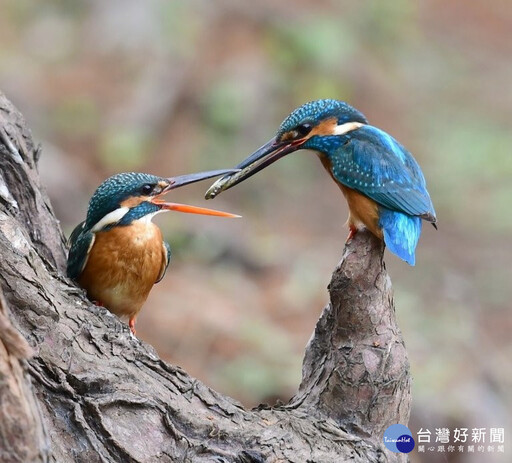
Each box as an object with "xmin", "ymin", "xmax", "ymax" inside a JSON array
[{"xmin": 206, "ymin": 99, "xmax": 436, "ymax": 265}]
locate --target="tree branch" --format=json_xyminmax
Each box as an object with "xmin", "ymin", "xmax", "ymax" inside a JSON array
[
  {"xmin": 0, "ymin": 91, "xmax": 410, "ymax": 462},
  {"xmin": 291, "ymin": 232, "xmax": 411, "ymax": 440}
]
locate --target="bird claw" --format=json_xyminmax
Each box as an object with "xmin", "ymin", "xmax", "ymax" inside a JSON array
[
  {"xmin": 346, "ymin": 225, "xmax": 358, "ymax": 243},
  {"xmin": 129, "ymin": 317, "xmax": 137, "ymax": 336}
]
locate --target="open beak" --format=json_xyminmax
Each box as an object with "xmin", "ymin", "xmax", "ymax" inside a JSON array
[
  {"xmin": 205, "ymin": 136, "xmax": 306, "ymax": 199},
  {"xmin": 150, "ymin": 169, "xmax": 241, "ymax": 218}
]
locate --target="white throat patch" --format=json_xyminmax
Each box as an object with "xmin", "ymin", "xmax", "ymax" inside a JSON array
[
  {"xmin": 91, "ymin": 207, "xmax": 129, "ymax": 233},
  {"xmin": 135, "ymin": 210, "xmax": 164, "ymax": 224},
  {"xmin": 332, "ymin": 121, "xmax": 364, "ymax": 136}
]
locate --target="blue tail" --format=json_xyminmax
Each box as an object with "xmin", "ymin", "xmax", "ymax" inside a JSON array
[{"xmin": 379, "ymin": 208, "xmax": 422, "ymax": 266}]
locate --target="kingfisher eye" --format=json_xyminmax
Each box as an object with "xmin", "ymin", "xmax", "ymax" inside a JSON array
[
  {"xmin": 141, "ymin": 184, "xmax": 153, "ymax": 195},
  {"xmin": 296, "ymin": 123, "xmax": 313, "ymax": 137}
]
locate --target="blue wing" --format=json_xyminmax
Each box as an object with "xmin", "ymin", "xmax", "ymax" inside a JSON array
[
  {"xmin": 156, "ymin": 241, "xmax": 171, "ymax": 283},
  {"xmin": 67, "ymin": 221, "xmax": 95, "ymax": 280},
  {"xmin": 331, "ymin": 125, "xmax": 436, "ymax": 222}
]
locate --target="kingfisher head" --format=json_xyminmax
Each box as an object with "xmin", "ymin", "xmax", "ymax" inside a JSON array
[
  {"xmin": 205, "ymin": 99, "xmax": 368, "ymax": 198},
  {"xmin": 277, "ymin": 99, "xmax": 367, "ymax": 141},
  {"xmin": 85, "ymin": 170, "xmax": 240, "ymax": 233}
]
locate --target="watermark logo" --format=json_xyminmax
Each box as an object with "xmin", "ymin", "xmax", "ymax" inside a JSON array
[
  {"xmin": 416, "ymin": 427, "xmax": 505, "ymax": 454},
  {"xmin": 383, "ymin": 424, "xmax": 415, "ymax": 453}
]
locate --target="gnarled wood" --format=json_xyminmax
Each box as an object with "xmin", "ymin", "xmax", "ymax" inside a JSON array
[
  {"xmin": 0, "ymin": 288, "xmax": 49, "ymax": 463},
  {"xmin": 291, "ymin": 232, "xmax": 411, "ymax": 441},
  {"xmin": 0, "ymin": 91, "xmax": 410, "ymax": 462}
]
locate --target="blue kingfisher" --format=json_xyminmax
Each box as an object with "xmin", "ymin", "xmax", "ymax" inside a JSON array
[{"xmin": 206, "ymin": 99, "xmax": 436, "ymax": 265}]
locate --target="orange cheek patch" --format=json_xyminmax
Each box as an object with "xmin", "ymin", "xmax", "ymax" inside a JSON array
[
  {"xmin": 309, "ymin": 117, "xmax": 338, "ymax": 137},
  {"xmin": 280, "ymin": 117, "xmax": 338, "ymax": 143},
  {"xmin": 121, "ymin": 196, "xmax": 147, "ymax": 208}
]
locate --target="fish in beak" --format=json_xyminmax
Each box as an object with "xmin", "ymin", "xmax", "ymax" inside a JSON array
[{"xmin": 205, "ymin": 137, "xmax": 306, "ymax": 199}]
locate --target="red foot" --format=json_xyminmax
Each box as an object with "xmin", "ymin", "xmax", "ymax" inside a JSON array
[
  {"xmin": 346, "ymin": 225, "xmax": 358, "ymax": 243},
  {"xmin": 92, "ymin": 300, "xmax": 104, "ymax": 307},
  {"xmin": 129, "ymin": 317, "xmax": 137, "ymax": 336}
]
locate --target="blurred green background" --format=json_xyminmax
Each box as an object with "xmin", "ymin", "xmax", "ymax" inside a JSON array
[{"xmin": 1, "ymin": 1, "xmax": 510, "ymax": 461}]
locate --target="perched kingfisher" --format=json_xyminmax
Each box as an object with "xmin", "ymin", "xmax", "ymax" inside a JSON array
[
  {"xmin": 206, "ymin": 99, "xmax": 436, "ymax": 265},
  {"xmin": 67, "ymin": 169, "xmax": 240, "ymax": 334}
]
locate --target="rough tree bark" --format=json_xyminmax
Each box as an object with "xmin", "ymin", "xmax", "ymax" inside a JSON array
[{"xmin": 0, "ymin": 91, "xmax": 411, "ymax": 463}]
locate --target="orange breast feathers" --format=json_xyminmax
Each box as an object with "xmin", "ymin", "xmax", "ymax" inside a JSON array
[
  {"xmin": 318, "ymin": 154, "xmax": 382, "ymax": 239},
  {"xmin": 78, "ymin": 221, "xmax": 167, "ymax": 320}
]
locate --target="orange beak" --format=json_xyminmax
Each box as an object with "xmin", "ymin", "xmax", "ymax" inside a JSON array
[{"xmin": 152, "ymin": 199, "xmax": 240, "ymax": 218}]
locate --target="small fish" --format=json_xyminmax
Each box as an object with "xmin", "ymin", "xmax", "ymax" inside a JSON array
[
  {"xmin": 205, "ymin": 151, "xmax": 273, "ymax": 200},
  {"xmin": 205, "ymin": 172, "xmax": 241, "ymax": 199}
]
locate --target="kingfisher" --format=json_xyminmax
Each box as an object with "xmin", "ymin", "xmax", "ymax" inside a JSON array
[
  {"xmin": 67, "ymin": 169, "xmax": 240, "ymax": 335},
  {"xmin": 206, "ymin": 99, "xmax": 436, "ymax": 266}
]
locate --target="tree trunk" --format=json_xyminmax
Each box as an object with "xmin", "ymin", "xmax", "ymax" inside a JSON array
[{"xmin": 0, "ymin": 91, "xmax": 410, "ymax": 463}]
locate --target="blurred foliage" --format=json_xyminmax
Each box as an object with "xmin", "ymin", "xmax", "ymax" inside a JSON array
[
  {"xmin": 425, "ymin": 116, "xmax": 512, "ymax": 233},
  {"xmin": 99, "ymin": 127, "xmax": 153, "ymax": 170},
  {"xmin": 1, "ymin": 2, "xmax": 511, "ymax": 461},
  {"xmin": 52, "ymin": 96, "xmax": 99, "ymax": 136}
]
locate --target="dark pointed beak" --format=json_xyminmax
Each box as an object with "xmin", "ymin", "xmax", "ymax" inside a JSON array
[
  {"xmin": 165, "ymin": 168, "xmax": 241, "ymax": 191},
  {"xmin": 205, "ymin": 136, "xmax": 305, "ymax": 199},
  {"xmin": 150, "ymin": 168, "xmax": 242, "ymax": 218}
]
